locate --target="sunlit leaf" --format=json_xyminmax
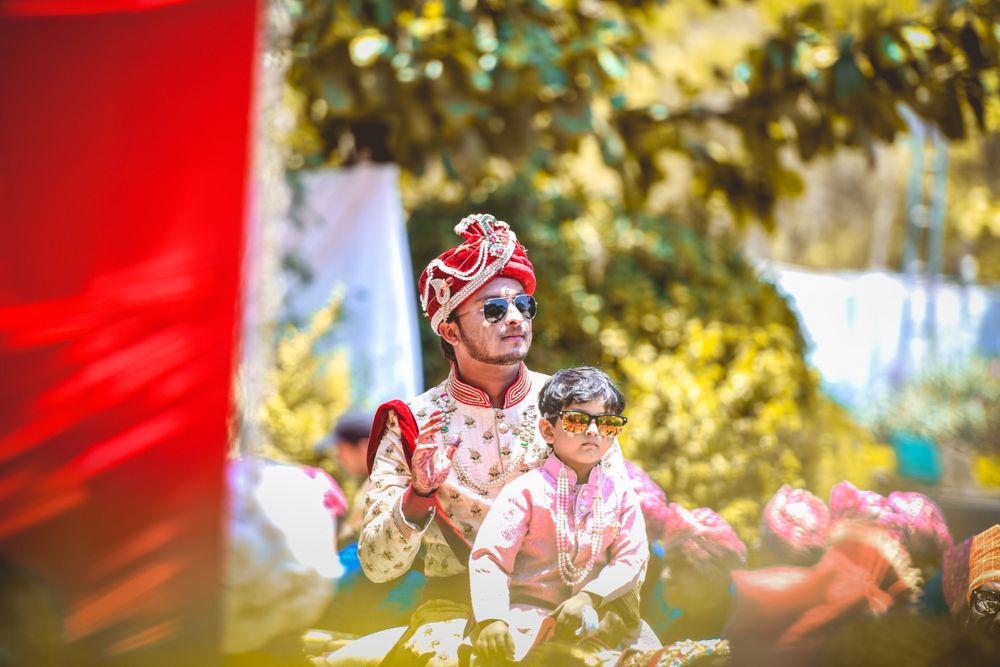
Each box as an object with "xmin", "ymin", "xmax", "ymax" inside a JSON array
[{"xmin": 349, "ymin": 29, "xmax": 388, "ymax": 67}]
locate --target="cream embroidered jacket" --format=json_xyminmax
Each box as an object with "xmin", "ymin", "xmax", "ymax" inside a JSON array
[{"xmin": 359, "ymin": 363, "xmax": 631, "ymax": 583}]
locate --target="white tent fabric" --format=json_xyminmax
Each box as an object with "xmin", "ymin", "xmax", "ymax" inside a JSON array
[
  {"xmin": 282, "ymin": 163, "xmax": 423, "ymax": 403},
  {"xmin": 763, "ymin": 262, "xmax": 1000, "ymax": 408}
]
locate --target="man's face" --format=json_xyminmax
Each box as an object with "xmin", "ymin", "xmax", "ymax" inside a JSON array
[{"xmin": 445, "ymin": 277, "xmax": 533, "ymax": 366}]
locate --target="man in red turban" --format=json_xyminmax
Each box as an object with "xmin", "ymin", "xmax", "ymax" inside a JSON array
[{"xmin": 326, "ymin": 214, "xmax": 647, "ymax": 665}]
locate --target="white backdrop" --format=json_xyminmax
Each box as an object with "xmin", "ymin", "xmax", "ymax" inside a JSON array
[
  {"xmin": 282, "ymin": 163, "xmax": 423, "ymax": 403},
  {"xmin": 764, "ymin": 262, "xmax": 1000, "ymax": 408}
]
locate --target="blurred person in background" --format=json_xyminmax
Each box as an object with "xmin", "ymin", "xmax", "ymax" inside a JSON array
[
  {"xmin": 758, "ymin": 485, "xmax": 831, "ymax": 567},
  {"xmin": 884, "ymin": 490, "xmax": 953, "ymax": 615},
  {"xmin": 657, "ymin": 504, "xmax": 747, "ymax": 646},
  {"xmin": 726, "ymin": 520, "xmax": 920, "ymax": 667},
  {"xmin": 224, "ymin": 458, "xmax": 346, "ymax": 658},
  {"xmin": 829, "ymin": 481, "xmax": 953, "ymax": 615},
  {"xmin": 314, "ymin": 408, "xmax": 428, "ymax": 641},
  {"xmin": 964, "ymin": 523, "xmax": 1000, "ymax": 637},
  {"xmin": 320, "ymin": 409, "xmax": 376, "ymax": 545}
]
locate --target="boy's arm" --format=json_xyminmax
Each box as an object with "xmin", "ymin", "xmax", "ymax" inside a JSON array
[
  {"xmin": 581, "ymin": 486, "xmax": 649, "ymax": 604},
  {"xmin": 469, "ymin": 482, "xmax": 531, "ymax": 626},
  {"xmin": 358, "ymin": 410, "xmax": 436, "ymax": 583}
]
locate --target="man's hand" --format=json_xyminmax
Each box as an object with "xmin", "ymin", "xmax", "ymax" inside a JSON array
[
  {"xmin": 474, "ymin": 620, "xmax": 514, "ymax": 663},
  {"xmin": 410, "ymin": 411, "xmax": 460, "ymax": 496},
  {"xmin": 551, "ymin": 591, "xmax": 598, "ymax": 638}
]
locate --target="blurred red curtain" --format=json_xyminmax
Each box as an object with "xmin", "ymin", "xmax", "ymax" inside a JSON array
[{"xmin": 0, "ymin": 0, "xmax": 258, "ymax": 663}]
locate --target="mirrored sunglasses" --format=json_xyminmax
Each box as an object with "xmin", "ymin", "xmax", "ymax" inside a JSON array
[
  {"xmin": 552, "ymin": 410, "xmax": 627, "ymax": 438},
  {"xmin": 972, "ymin": 588, "xmax": 1000, "ymax": 616},
  {"xmin": 480, "ymin": 294, "xmax": 537, "ymax": 323}
]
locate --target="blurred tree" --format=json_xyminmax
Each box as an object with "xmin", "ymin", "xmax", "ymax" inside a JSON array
[
  {"xmin": 258, "ymin": 294, "xmax": 352, "ymax": 463},
  {"xmin": 285, "ymin": 0, "xmax": 999, "ymax": 224},
  {"xmin": 279, "ymin": 0, "xmax": 996, "ymax": 539},
  {"xmin": 863, "ymin": 357, "xmax": 1000, "ymax": 459},
  {"xmin": 285, "ymin": 0, "xmax": 659, "ymax": 185}
]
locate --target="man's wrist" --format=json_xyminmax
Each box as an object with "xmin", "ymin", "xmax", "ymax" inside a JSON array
[
  {"xmin": 401, "ymin": 485, "xmax": 436, "ymax": 524},
  {"xmin": 411, "ymin": 484, "xmax": 437, "ymax": 498}
]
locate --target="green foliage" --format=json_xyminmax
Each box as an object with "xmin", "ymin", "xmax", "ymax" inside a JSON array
[
  {"xmin": 285, "ymin": 0, "xmax": 660, "ymax": 184},
  {"xmin": 408, "ymin": 179, "xmax": 888, "ymax": 543},
  {"xmin": 863, "ymin": 357, "xmax": 1000, "ymax": 458},
  {"xmin": 286, "ymin": 0, "xmax": 1000, "ymax": 224},
  {"xmin": 616, "ymin": 0, "xmax": 1000, "ymax": 225},
  {"xmin": 259, "ymin": 293, "xmax": 352, "ymax": 463}
]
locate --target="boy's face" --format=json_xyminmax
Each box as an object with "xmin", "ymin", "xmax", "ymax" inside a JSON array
[{"xmin": 539, "ymin": 398, "xmax": 617, "ymax": 477}]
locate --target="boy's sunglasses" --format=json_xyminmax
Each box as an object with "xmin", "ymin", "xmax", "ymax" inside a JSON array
[
  {"xmin": 458, "ymin": 294, "xmax": 538, "ymax": 324},
  {"xmin": 550, "ymin": 410, "xmax": 627, "ymax": 438}
]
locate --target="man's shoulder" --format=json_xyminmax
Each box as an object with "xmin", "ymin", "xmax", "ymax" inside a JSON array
[
  {"xmin": 525, "ymin": 369, "xmax": 550, "ymax": 395},
  {"xmin": 390, "ymin": 378, "xmax": 449, "ymax": 412}
]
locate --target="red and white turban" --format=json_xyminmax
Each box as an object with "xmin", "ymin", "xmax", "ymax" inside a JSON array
[
  {"xmin": 662, "ymin": 503, "xmax": 747, "ymax": 572},
  {"xmin": 762, "ymin": 485, "xmax": 831, "ymax": 556},
  {"xmin": 418, "ymin": 213, "xmax": 535, "ymax": 335}
]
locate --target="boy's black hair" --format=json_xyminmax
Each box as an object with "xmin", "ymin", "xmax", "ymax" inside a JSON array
[{"xmin": 538, "ymin": 366, "xmax": 625, "ymax": 421}]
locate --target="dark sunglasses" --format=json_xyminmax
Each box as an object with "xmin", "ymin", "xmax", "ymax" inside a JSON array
[
  {"xmin": 972, "ymin": 588, "xmax": 1000, "ymax": 616},
  {"xmin": 549, "ymin": 410, "xmax": 627, "ymax": 438},
  {"xmin": 459, "ymin": 294, "xmax": 538, "ymax": 324}
]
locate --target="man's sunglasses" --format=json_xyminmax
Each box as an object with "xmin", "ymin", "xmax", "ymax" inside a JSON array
[
  {"xmin": 972, "ymin": 588, "xmax": 1000, "ymax": 616},
  {"xmin": 457, "ymin": 294, "xmax": 538, "ymax": 324},
  {"xmin": 550, "ymin": 410, "xmax": 628, "ymax": 438}
]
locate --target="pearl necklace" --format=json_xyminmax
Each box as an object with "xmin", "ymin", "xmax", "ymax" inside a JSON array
[
  {"xmin": 433, "ymin": 387, "xmax": 537, "ymax": 496},
  {"xmin": 554, "ymin": 466, "xmax": 605, "ymax": 586}
]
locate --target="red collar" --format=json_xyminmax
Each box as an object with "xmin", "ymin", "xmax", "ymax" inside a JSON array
[{"xmin": 448, "ymin": 362, "xmax": 532, "ymax": 408}]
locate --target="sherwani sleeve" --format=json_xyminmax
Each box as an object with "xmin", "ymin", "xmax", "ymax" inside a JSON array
[
  {"xmin": 582, "ymin": 486, "xmax": 648, "ymax": 603},
  {"xmin": 469, "ymin": 482, "xmax": 531, "ymax": 625},
  {"xmin": 358, "ymin": 410, "xmax": 436, "ymax": 583}
]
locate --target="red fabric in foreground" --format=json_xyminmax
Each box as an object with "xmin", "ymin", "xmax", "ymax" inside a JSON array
[{"xmin": 0, "ymin": 0, "xmax": 258, "ymax": 663}]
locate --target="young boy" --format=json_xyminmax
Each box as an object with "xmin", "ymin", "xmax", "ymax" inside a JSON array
[{"xmin": 467, "ymin": 367, "xmax": 648, "ymax": 663}]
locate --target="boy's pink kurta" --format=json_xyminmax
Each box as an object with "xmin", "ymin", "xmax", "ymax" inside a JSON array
[{"xmin": 469, "ymin": 453, "xmax": 648, "ymax": 659}]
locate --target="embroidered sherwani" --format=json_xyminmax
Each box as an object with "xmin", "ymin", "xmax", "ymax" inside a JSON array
[
  {"xmin": 469, "ymin": 454, "xmax": 648, "ymax": 660},
  {"xmin": 359, "ymin": 363, "xmax": 552, "ymax": 583}
]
